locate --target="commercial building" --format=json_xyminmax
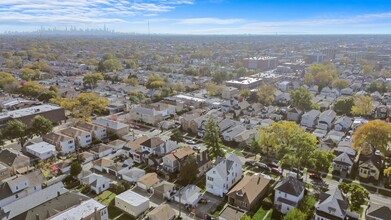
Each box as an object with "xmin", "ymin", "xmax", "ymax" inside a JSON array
[{"xmin": 243, "ymin": 56, "xmax": 278, "ymax": 71}]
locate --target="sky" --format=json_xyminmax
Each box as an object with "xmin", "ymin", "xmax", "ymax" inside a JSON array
[{"xmin": 1, "ymin": 0, "xmax": 391, "ymax": 34}]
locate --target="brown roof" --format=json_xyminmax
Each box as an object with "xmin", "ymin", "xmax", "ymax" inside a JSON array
[
  {"xmin": 93, "ymin": 158, "xmax": 114, "ymax": 167},
  {"xmin": 173, "ymin": 147, "xmax": 194, "ymax": 160},
  {"xmin": 90, "ymin": 144, "xmax": 112, "ymax": 153},
  {"xmin": 140, "ymin": 137, "xmax": 164, "ymax": 148},
  {"xmin": 43, "ymin": 132, "xmax": 73, "ymax": 144},
  {"xmin": 227, "ymin": 175, "xmax": 271, "ymax": 205},
  {"xmin": 75, "ymin": 122, "xmax": 105, "ymax": 132},
  {"xmin": 147, "ymin": 204, "xmax": 175, "ymax": 220},
  {"xmin": 137, "ymin": 172, "xmax": 159, "ymax": 188},
  {"xmin": 127, "ymin": 136, "xmax": 149, "ymax": 152},
  {"xmin": 59, "ymin": 127, "xmax": 90, "ymax": 138}
]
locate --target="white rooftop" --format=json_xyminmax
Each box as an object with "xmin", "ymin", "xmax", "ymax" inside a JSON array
[
  {"xmin": 48, "ymin": 199, "xmax": 105, "ymax": 220},
  {"xmin": 226, "ymin": 77, "xmax": 262, "ymax": 85},
  {"xmin": 244, "ymin": 56, "xmax": 277, "ymax": 60},
  {"xmin": 0, "ymin": 104, "xmax": 62, "ymax": 120},
  {"xmin": 116, "ymin": 190, "xmax": 149, "ymax": 206},
  {"xmin": 175, "ymin": 94, "xmax": 206, "ymax": 103},
  {"xmin": 26, "ymin": 141, "xmax": 56, "ymax": 154}
]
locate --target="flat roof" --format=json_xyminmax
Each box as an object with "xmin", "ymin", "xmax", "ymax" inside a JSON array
[
  {"xmin": 48, "ymin": 199, "xmax": 105, "ymax": 220},
  {"xmin": 175, "ymin": 94, "xmax": 206, "ymax": 102},
  {"xmin": 26, "ymin": 141, "xmax": 56, "ymax": 153},
  {"xmin": 244, "ymin": 56, "xmax": 277, "ymax": 60},
  {"xmin": 116, "ymin": 190, "xmax": 149, "ymax": 206},
  {"xmin": 0, "ymin": 104, "xmax": 62, "ymax": 120},
  {"xmin": 226, "ymin": 77, "xmax": 262, "ymax": 85}
]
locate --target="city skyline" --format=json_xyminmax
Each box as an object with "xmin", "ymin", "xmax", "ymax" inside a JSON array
[{"xmin": 1, "ymin": 0, "xmax": 391, "ymax": 35}]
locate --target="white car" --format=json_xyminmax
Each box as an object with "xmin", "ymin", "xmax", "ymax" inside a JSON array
[{"xmin": 185, "ymin": 139, "xmax": 196, "ymax": 145}]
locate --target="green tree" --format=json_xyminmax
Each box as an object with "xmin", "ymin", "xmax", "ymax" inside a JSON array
[
  {"xmin": 170, "ymin": 129, "xmax": 184, "ymax": 143},
  {"xmin": 204, "ymin": 119, "xmax": 225, "ymax": 159},
  {"xmin": 290, "ymin": 87, "xmax": 313, "ymax": 111},
  {"xmin": 338, "ymin": 182, "xmax": 369, "ymax": 211},
  {"xmin": 83, "ymin": 73, "xmax": 104, "ymax": 89},
  {"xmin": 179, "ymin": 155, "xmax": 199, "ymax": 185},
  {"xmin": 0, "ymin": 72, "xmax": 17, "ymax": 89},
  {"xmin": 70, "ymin": 161, "xmax": 82, "ymax": 177},
  {"xmin": 20, "ymin": 68, "xmax": 41, "ymax": 81},
  {"xmin": 125, "ymin": 59, "xmax": 138, "ymax": 69},
  {"xmin": 284, "ymin": 209, "xmax": 306, "ymax": 220},
  {"xmin": 205, "ymin": 82, "xmax": 222, "ymax": 96},
  {"xmin": 351, "ymin": 96, "xmax": 374, "ymax": 116},
  {"xmin": 353, "ymin": 120, "xmax": 391, "ymax": 156},
  {"xmin": 298, "ymin": 195, "xmax": 316, "ymax": 218},
  {"xmin": 333, "ymin": 96, "xmax": 355, "ymax": 115},
  {"xmin": 18, "ymin": 81, "xmax": 43, "ymax": 97},
  {"xmin": 2, "ymin": 120, "xmax": 31, "ymax": 148},
  {"xmin": 257, "ymin": 127, "xmax": 278, "ymax": 158},
  {"xmin": 307, "ymin": 63, "xmax": 338, "ymax": 89},
  {"xmin": 240, "ymin": 214, "xmax": 251, "ymax": 220},
  {"xmin": 98, "ymin": 58, "xmax": 123, "ymax": 72},
  {"xmin": 332, "ymin": 78, "xmax": 349, "ymax": 90},
  {"xmin": 240, "ymin": 89, "xmax": 251, "ymax": 99},
  {"xmin": 146, "ymin": 75, "xmax": 166, "ymax": 89},
  {"xmin": 257, "ymin": 84, "xmax": 276, "ymax": 106},
  {"xmin": 307, "ymin": 150, "xmax": 335, "ymax": 173},
  {"xmin": 123, "ymin": 77, "xmax": 139, "ymax": 86},
  {"xmin": 31, "ymin": 115, "xmax": 53, "ymax": 137}
]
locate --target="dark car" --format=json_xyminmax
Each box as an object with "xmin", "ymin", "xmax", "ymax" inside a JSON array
[
  {"xmin": 267, "ymin": 161, "xmax": 279, "ymax": 169},
  {"xmin": 245, "ymin": 160, "xmax": 257, "ymax": 167},
  {"xmin": 309, "ymin": 173, "xmax": 322, "ymax": 181},
  {"xmin": 271, "ymin": 167, "xmax": 283, "ymax": 175},
  {"xmin": 255, "ymin": 162, "xmax": 271, "ymax": 172},
  {"xmin": 292, "ymin": 168, "xmax": 304, "ymax": 175}
]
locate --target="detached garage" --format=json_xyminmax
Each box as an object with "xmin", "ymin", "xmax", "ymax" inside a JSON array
[{"xmin": 115, "ymin": 190, "xmax": 149, "ymax": 217}]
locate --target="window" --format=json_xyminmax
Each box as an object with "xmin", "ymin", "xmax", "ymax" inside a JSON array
[
  {"xmin": 68, "ymin": 140, "xmax": 73, "ymax": 144},
  {"xmin": 15, "ymin": 194, "xmax": 19, "ymax": 199},
  {"xmin": 86, "ymin": 135, "xmax": 91, "ymax": 138},
  {"xmin": 16, "ymin": 186, "xmax": 18, "ymax": 190},
  {"xmin": 284, "ymin": 193, "xmax": 287, "ymax": 198},
  {"xmin": 207, "ymin": 176, "xmax": 214, "ymax": 181}
]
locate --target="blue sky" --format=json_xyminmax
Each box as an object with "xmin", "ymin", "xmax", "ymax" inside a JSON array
[{"xmin": 1, "ymin": 0, "xmax": 391, "ymax": 34}]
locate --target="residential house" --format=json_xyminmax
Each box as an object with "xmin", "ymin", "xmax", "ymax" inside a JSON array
[
  {"xmin": 0, "ymin": 163, "xmax": 10, "ymax": 181},
  {"xmin": 90, "ymin": 144, "xmax": 113, "ymax": 159},
  {"xmin": 116, "ymin": 190, "xmax": 149, "ymax": 217},
  {"xmin": 146, "ymin": 204, "xmax": 175, "ymax": 220},
  {"xmin": 286, "ymin": 107, "xmax": 303, "ymax": 122},
  {"xmin": 275, "ymin": 92, "xmax": 291, "ymax": 106},
  {"xmin": 137, "ymin": 172, "xmax": 160, "ymax": 191},
  {"xmin": 300, "ymin": 110, "xmax": 321, "ymax": 128},
  {"xmin": 274, "ymin": 176, "xmax": 305, "ymax": 214},
  {"xmin": 180, "ymin": 112, "xmax": 201, "ymax": 133},
  {"xmin": 334, "ymin": 116, "xmax": 353, "ymax": 132},
  {"xmin": 162, "ymin": 147, "xmax": 194, "ymax": 173},
  {"xmin": 58, "ymin": 127, "xmax": 92, "ymax": 148},
  {"xmin": 126, "ymin": 136, "xmax": 149, "ymax": 163},
  {"xmin": 107, "ymin": 139, "xmax": 126, "ymax": 152},
  {"xmin": 326, "ymin": 130, "xmax": 345, "ymax": 143},
  {"xmin": 341, "ymin": 88, "xmax": 353, "ymax": 96},
  {"xmin": 314, "ymin": 187, "xmax": 359, "ymax": 220},
  {"xmin": 25, "ymin": 142, "xmax": 57, "ymax": 160},
  {"xmin": 173, "ymin": 184, "xmax": 202, "ymax": 207},
  {"xmin": 277, "ymin": 81, "xmax": 293, "ymax": 92},
  {"xmin": 75, "ymin": 122, "xmax": 107, "ymax": 140},
  {"xmin": 121, "ymin": 167, "xmax": 145, "ymax": 183},
  {"xmin": 317, "ymin": 110, "xmax": 337, "ymax": 130},
  {"xmin": 196, "ymin": 149, "xmax": 213, "ymax": 178},
  {"xmin": 92, "ymin": 158, "xmax": 114, "ymax": 173},
  {"xmin": 358, "ymin": 151, "xmax": 383, "ymax": 182},
  {"xmin": 0, "ymin": 170, "xmax": 45, "ymax": 207},
  {"xmin": 222, "ymin": 125, "xmax": 246, "ymax": 142},
  {"xmin": 79, "ymin": 151, "xmax": 94, "ymax": 164},
  {"xmin": 93, "ymin": 117, "xmax": 129, "ymax": 137},
  {"xmin": 153, "ymin": 181, "xmax": 176, "ymax": 200},
  {"xmin": 140, "ymin": 137, "xmax": 165, "ymax": 155},
  {"xmin": 366, "ymin": 203, "xmax": 391, "ymax": 220},
  {"xmin": 222, "ymin": 87, "xmax": 240, "ymax": 100},
  {"xmin": 332, "ymin": 152, "xmax": 354, "ymax": 177},
  {"xmin": 43, "ymin": 132, "xmax": 75, "ymax": 155},
  {"xmin": 80, "ymin": 173, "xmax": 110, "ymax": 194},
  {"xmin": 52, "ymin": 160, "xmax": 72, "ymax": 174},
  {"xmin": 206, "ymin": 153, "xmax": 243, "ymax": 197},
  {"xmin": 130, "ymin": 105, "xmax": 164, "ymax": 126},
  {"xmin": 47, "ymin": 198, "xmax": 108, "ymax": 220},
  {"xmin": 375, "ymin": 105, "xmax": 389, "ymax": 119},
  {"xmin": 0, "ymin": 149, "xmax": 30, "ymax": 175},
  {"xmin": 227, "ymin": 175, "xmax": 271, "ymax": 211},
  {"xmin": 320, "ymin": 87, "xmax": 340, "ymax": 99}
]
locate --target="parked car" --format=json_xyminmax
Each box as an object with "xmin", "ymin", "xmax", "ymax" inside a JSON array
[
  {"xmin": 192, "ymin": 145, "xmax": 201, "ymax": 151},
  {"xmin": 185, "ymin": 139, "xmax": 196, "ymax": 145},
  {"xmin": 308, "ymin": 173, "xmax": 323, "ymax": 181},
  {"xmin": 255, "ymin": 162, "xmax": 271, "ymax": 172},
  {"xmin": 292, "ymin": 168, "xmax": 304, "ymax": 175},
  {"xmin": 271, "ymin": 167, "xmax": 283, "ymax": 175},
  {"xmin": 267, "ymin": 161, "xmax": 279, "ymax": 169},
  {"xmin": 287, "ymin": 171, "xmax": 303, "ymax": 181},
  {"xmin": 245, "ymin": 160, "xmax": 257, "ymax": 167}
]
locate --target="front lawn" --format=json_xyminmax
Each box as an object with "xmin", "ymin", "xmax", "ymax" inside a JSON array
[
  {"xmin": 94, "ymin": 190, "xmax": 116, "ymax": 206},
  {"xmin": 252, "ymin": 207, "xmax": 272, "ymax": 220}
]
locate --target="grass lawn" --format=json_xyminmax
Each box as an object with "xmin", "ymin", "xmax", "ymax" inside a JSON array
[
  {"xmin": 108, "ymin": 206, "xmax": 124, "ymax": 220},
  {"xmin": 252, "ymin": 207, "xmax": 272, "ymax": 220},
  {"xmin": 222, "ymin": 146, "xmax": 244, "ymax": 157},
  {"xmin": 94, "ymin": 191, "xmax": 116, "ymax": 206}
]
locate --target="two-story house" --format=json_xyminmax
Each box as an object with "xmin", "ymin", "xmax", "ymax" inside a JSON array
[
  {"xmin": 58, "ymin": 127, "xmax": 92, "ymax": 148},
  {"xmin": 274, "ymin": 176, "xmax": 305, "ymax": 214},
  {"xmin": 206, "ymin": 153, "xmax": 243, "ymax": 197},
  {"xmin": 0, "ymin": 149, "xmax": 30, "ymax": 175},
  {"xmin": 317, "ymin": 110, "xmax": 337, "ymax": 130},
  {"xmin": 75, "ymin": 122, "xmax": 107, "ymax": 140},
  {"xmin": 301, "ymin": 110, "xmax": 321, "ymax": 128},
  {"xmin": 43, "ymin": 132, "xmax": 76, "ymax": 155},
  {"xmin": 162, "ymin": 147, "xmax": 194, "ymax": 173},
  {"xmin": 332, "ymin": 152, "xmax": 354, "ymax": 177}
]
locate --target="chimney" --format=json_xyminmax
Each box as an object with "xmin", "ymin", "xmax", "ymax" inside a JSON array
[
  {"xmin": 36, "ymin": 214, "xmax": 40, "ymax": 220},
  {"xmin": 94, "ymin": 207, "xmax": 99, "ymax": 220},
  {"xmin": 257, "ymin": 176, "xmax": 261, "ymax": 185}
]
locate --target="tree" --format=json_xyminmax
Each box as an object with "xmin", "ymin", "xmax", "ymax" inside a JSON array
[
  {"xmin": 70, "ymin": 161, "xmax": 82, "ymax": 177},
  {"xmin": 332, "ymin": 78, "xmax": 349, "ymax": 90},
  {"xmin": 380, "ymin": 69, "xmax": 391, "ymax": 78},
  {"xmin": 170, "ymin": 129, "xmax": 184, "ymax": 143},
  {"xmin": 18, "ymin": 81, "xmax": 43, "ymax": 97},
  {"xmin": 338, "ymin": 182, "xmax": 369, "ymax": 211},
  {"xmin": 284, "ymin": 209, "xmax": 306, "ymax": 220},
  {"xmin": 205, "ymin": 82, "xmax": 222, "ymax": 96},
  {"xmin": 123, "ymin": 77, "xmax": 139, "ymax": 86},
  {"xmin": 31, "ymin": 115, "xmax": 53, "ymax": 137},
  {"xmin": 204, "ymin": 119, "xmax": 225, "ymax": 159},
  {"xmin": 240, "ymin": 89, "xmax": 251, "ymax": 99},
  {"xmin": 146, "ymin": 75, "xmax": 166, "ymax": 89},
  {"xmin": 0, "ymin": 72, "xmax": 17, "ymax": 89},
  {"xmin": 307, "ymin": 150, "xmax": 335, "ymax": 173},
  {"xmin": 125, "ymin": 59, "xmax": 138, "ymax": 69},
  {"xmin": 2, "ymin": 120, "xmax": 31, "ymax": 148},
  {"xmin": 83, "ymin": 73, "xmax": 104, "ymax": 89},
  {"xmin": 307, "ymin": 63, "xmax": 338, "ymax": 89},
  {"xmin": 257, "ymin": 127, "xmax": 278, "ymax": 158},
  {"xmin": 240, "ymin": 214, "xmax": 251, "ymax": 220},
  {"xmin": 257, "ymin": 84, "xmax": 276, "ymax": 106},
  {"xmin": 98, "ymin": 58, "xmax": 123, "ymax": 72},
  {"xmin": 333, "ymin": 96, "xmax": 354, "ymax": 115},
  {"xmin": 352, "ymin": 120, "xmax": 391, "ymax": 156},
  {"xmin": 351, "ymin": 96, "xmax": 374, "ymax": 116},
  {"xmin": 304, "ymin": 73, "xmax": 314, "ymax": 86},
  {"xmin": 290, "ymin": 87, "xmax": 313, "ymax": 111},
  {"xmin": 179, "ymin": 155, "xmax": 199, "ymax": 185},
  {"xmin": 20, "ymin": 68, "xmax": 41, "ymax": 81},
  {"xmin": 367, "ymin": 81, "xmax": 388, "ymax": 94},
  {"xmin": 298, "ymin": 195, "xmax": 316, "ymax": 218}
]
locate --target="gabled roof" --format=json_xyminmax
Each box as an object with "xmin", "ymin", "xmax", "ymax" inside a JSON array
[
  {"xmin": 316, "ymin": 187, "xmax": 350, "ymax": 219},
  {"xmin": 137, "ymin": 172, "xmax": 159, "ymax": 188},
  {"xmin": 366, "ymin": 203, "xmax": 391, "ymax": 220},
  {"xmin": 227, "ymin": 175, "xmax": 271, "ymax": 204},
  {"xmin": 275, "ymin": 176, "xmax": 304, "ymax": 197},
  {"xmin": 81, "ymin": 173, "xmax": 109, "ymax": 188},
  {"xmin": 147, "ymin": 204, "xmax": 175, "ymax": 220},
  {"xmin": 140, "ymin": 137, "xmax": 164, "ymax": 148},
  {"xmin": 333, "ymin": 152, "xmax": 353, "ymax": 166},
  {"xmin": 0, "ymin": 149, "xmax": 29, "ymax": 167}
]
